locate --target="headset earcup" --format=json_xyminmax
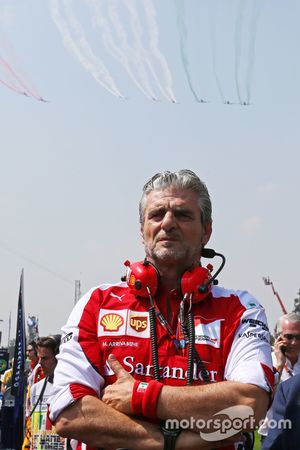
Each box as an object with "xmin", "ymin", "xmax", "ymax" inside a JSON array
[
  {"xmin": 180, "ymin": 266, "xmax": 212, "ymax": 303},
  {"xmin": 124, "ymin": 260, "xmax": 159, "ymax": 297}
]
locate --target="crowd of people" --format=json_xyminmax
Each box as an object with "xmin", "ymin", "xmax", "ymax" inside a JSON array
[
  {"xmin": 0, "ymin": 169, "xmax": 299, "ymax": 450},
  {"xmin": 0, "ymin": 336, "xmax": 66, "ymax": 450}
]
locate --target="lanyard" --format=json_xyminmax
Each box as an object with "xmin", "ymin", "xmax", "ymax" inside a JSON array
[{"xmin": 153, "ymin": 298, "xmax": 188, "ymax": 354}]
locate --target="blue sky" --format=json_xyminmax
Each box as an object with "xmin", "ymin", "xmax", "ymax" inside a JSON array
[{"xmin": 0, "ymin": 0, "xmax": 299, "ymax": 345}]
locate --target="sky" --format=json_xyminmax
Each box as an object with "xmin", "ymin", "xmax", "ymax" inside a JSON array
[{"xmin": 0, "ymin": 0, "xmax": 299, "ymax": 347}]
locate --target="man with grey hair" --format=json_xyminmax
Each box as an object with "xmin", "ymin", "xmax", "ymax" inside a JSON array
[
  {"xmin": 50, "ymin": 170, "xmax": 273, "ymax": 450},
  {"xmin": 273, "ymin": 312, "xmax": 300, "ymax": 380},
  {"xmin": 258, "ymin": 312, "xmax": 300, "ymax": 440}
]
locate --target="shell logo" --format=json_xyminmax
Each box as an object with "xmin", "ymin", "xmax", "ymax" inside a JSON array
[
  {"xmin": 129, "ymin": 274, "xmax": 136, "ymax": 287},
  {"xmin": 100, "ymin": 313, "xmax": 124, "ymax": 332}
]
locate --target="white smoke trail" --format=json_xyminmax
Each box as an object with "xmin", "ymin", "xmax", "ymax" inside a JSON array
[
  {"xmin": 174, "ymin": 0, "xmax": 200, "ymax": 102},
  {"xmin": 209, "ymin": 0, "xmax": 225, "ymax": 103},
  {"xmin": 49, "ymin": 0, "xmax": 122, "ymax": 97},
  {"xmin": 63, "ymin": 0, "xmax": 123, "ymax": 97},
  {"xmin": 246, "ymin": 0, "xmax": 264, "ymax": 104},
  {"xmin": 86, "ymin": 0, "xmax": 151, "ymax": 99},
  {"xmin": 107, "ymin": 0, "xmax": 157, "ymax": 100},
  {"xmin": 144, "ymin": 0, "xmax": 177, "ymax": 102},
  {"xmin": 234, "ymin": 0, "xmax": 245, "ymax": 104},
  {"xmin": 123, "ymin": 0, "xmax": 159, "ymax": 100}
]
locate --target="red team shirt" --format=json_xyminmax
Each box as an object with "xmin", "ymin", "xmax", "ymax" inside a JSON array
[{"xmin": 49, "ymin": 282, "xmax": 274, "ymax": 449}]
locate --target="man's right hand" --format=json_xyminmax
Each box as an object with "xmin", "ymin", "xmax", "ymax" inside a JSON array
[{"xmin": 274, "ymin": 335, "xmax": 287, "ymax": 370}]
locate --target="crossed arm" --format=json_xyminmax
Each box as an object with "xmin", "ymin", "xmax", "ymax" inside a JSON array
[
  {"xmin": 55, "ymin": 395, "xmax": 237, "ymax": 449},
  {"xmin": 55, "ymin": 355, "xmax": 268, "ymax": 449}
]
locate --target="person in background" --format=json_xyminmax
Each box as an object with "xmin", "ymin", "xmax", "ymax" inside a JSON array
[
  {"xmin": 0, "ymin": 358, "xmax": 13, "ymax": 394},
  {"xmin": 0, "ymin": 359, "xmax": 14, "ymax": 448},
  {"xmin": 22, "ymin": 341, "xmax": 45, "ymax": 450},
  {"xmin": 26, "ymin": 341, "xmax": 39, "ymax": 371},
  {"xmin": 50, "ymin": 169, "xmax": 273, "ymax": 450},
  {"xmin": 25, "ymin": 335, "xmax": 67, "ymax": 450},
  {"xmin": 272, "ymin": 313, "xmax": 300, "ymax": 381},
  {"xmin": 262, "ymin": 373, "xmax": 300, "ymax": 450},
  {"xmin": 26, "ymin": 340, "xmax": 44, "ymax": 386},
  {"xmin": 259, "ymin": 312, "xmax": 300, "ymax": 441}
]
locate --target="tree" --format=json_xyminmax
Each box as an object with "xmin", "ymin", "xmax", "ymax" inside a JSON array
[{"xmin": 293, "ymin": 289, "xmax": 300, "ymax": 315}]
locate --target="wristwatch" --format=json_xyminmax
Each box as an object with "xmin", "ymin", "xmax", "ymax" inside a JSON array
[{"xmin": 160, "ymin": 422, "xmax": 182, "ymax": 450}]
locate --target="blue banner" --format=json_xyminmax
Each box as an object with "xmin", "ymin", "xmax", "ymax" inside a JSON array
[{"xmin": 11, "ymin": 269, "xmax": 26, "ymax": 449}]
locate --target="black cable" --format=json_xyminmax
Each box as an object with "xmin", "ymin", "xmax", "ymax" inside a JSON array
[
  {"xmin": 147, "ymin": 287, "xmax": 211, "ymax": 386},
  {"xmin": 186, "ymin": 309, "xmax": 195, "ymax": 385},
  {"xmin": 185, "ymin": 294, "xmax": 210, "ymax": 385},
  {"xmin": 29, "ymin": 377, "xmax": 48, "ymax": 416},
  {"xmin": 194, "ymin": 350, "xmax": 211, "ymax": 384},
  {"xmin": 147, "ymin": 287, "xmax": 161, "ymax": 381},
  {"xmin": 148, "ymin": 305, "xmax": 160, "ymax": 381}
]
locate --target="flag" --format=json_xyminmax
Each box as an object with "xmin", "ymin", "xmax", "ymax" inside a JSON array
[{"xmin": 11, "ymin": 268, "xmax": 26, "ymax": 449}]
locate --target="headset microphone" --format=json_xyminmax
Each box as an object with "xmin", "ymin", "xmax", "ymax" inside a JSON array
[
  {"xmin": 201, "ymin": 248, "xmax": 216, "ymax": 259},
  {"xmin": 198, "ymin": 249, "xmax": 226, "ymax": 294}
]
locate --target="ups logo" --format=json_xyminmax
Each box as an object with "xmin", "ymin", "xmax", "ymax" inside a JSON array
[{"xmin": 130, "ymin": 315, "xmax": 148, "ymax": 332}]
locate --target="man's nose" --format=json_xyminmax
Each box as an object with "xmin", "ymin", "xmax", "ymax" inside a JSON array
[{"xmin": 161, "ymin": 211, "xmax": 176, "ymax": 230}]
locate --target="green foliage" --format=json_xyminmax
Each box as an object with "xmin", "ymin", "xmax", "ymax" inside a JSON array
[{"xmin": 254, "ymin": 430, "xmax": 262, "ymax": 450}]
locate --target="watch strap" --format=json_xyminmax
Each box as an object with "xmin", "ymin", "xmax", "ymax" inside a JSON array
[{"xmin": 160, "ymin": 422, "xmax": 182, "ymax": 450}]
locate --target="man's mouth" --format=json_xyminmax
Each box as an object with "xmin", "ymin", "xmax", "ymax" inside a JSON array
[
  {"xmin": 157, "ymin": 235, "xmax": 179, "ymax": 242},
  {"xmin": 157, "ymin": 238, "xmax": 179, "ymax": 246}
]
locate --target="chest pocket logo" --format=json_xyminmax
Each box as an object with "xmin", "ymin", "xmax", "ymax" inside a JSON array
[
  {"xmin": 130, "ymin": 315, "xmax": 148, "ymax": 332},
  {"xmin": 98, "ymin": 309, "xmax": 150, "ymax": 338},
  {"xmin": 100, "ymin": 313, "xmax": 124, "ymax": 331},
  {"xmin": 99, "ymin": 309, "xmax": 127, "ymax": 335}
]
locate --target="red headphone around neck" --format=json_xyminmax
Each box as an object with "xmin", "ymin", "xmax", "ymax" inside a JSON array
[{"xmin": 122, "ymin": 258, "xmax": 214, "ymax": 303}]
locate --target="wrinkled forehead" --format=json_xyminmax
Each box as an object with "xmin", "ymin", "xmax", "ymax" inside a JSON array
[{"xmin": 144, "ymin": 186, "xmax": 200, "ymax": 210}]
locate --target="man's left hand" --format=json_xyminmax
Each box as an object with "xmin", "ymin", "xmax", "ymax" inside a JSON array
[{"xmin": 102, "ymin": 354, "xmax": 135, "ymax": 415}]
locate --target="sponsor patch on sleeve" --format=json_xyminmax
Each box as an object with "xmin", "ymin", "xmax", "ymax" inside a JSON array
[{"xmin": 194, "ymin": 318, "xmax": 222, "ymax": 348}]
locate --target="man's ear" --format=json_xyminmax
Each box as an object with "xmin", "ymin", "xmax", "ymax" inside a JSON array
[
  {"xmin": 202, "ymin": 223, "xmax": 212, "ymax": 246},
  {"xmin": 140, "ymin": 225, "xmax": 145, "ymax": 244}
]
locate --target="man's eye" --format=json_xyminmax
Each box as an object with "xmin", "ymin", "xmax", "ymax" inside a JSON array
[
  {"xmin": 176, "ymin": 211, "xmax": 192, "ymax": 219},
  {"xmin": 149, "ymin": 211, "xmax": 163, "ymax": 219}
]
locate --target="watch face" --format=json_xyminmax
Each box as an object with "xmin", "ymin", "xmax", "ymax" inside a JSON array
[{"xmin": 162, "ymin": 427, "xmax": 182, "ymax": 436}]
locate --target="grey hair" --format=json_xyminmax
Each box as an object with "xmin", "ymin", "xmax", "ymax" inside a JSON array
[
  {"xmin": 139, "ymin": 169, "xmax": 212, "ymax": 226},
  {"xmin": 275, "ymin": 312, "xmax": 300, "ymax": 334}
]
